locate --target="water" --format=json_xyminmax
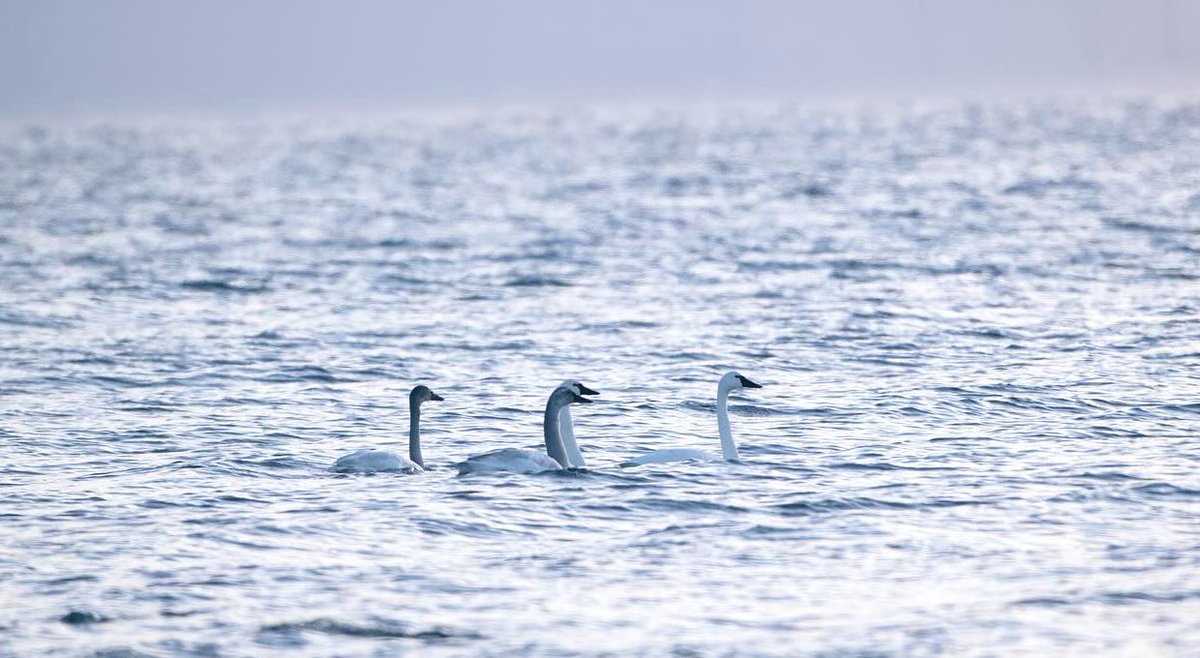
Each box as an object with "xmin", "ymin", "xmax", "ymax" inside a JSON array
[{"xmin": 1, "ymin": 98, "xmax": 1198, "ymax": 657}]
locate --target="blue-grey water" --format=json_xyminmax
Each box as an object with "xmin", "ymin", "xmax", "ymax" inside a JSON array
[{"xmin": 2, "ymin": 99, "xmax": 1199, "ymax": 657}]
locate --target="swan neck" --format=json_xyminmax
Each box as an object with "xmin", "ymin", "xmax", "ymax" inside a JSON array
[
  {"xmin": 559, "ymin": 405, "xmax": 585, "ymax": 468},
  {"xmin": 409, "ymin": 399, "xmax": 424, "ymax": 468},
  {"xmin": 543, "ymin": 399, "xmax": 570, "ymax": 468},
  {"xmin": 717, "ymin": 389, "xmax": 738, "ymax": 461}
]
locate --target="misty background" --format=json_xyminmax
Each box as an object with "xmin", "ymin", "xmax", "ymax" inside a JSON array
[{"xmin": 1, "ymin": 0, "xmax": 1198, "ymax": 115}]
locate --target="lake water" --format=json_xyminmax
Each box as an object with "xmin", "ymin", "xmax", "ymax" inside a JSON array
[{"xmin": 1, "ymin": 98, "xmax": 1198, "ymax": 657}]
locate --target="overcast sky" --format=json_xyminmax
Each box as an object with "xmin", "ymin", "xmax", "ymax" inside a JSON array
[{"xmin": 1, "ymin": 0, "xmax": 1197, "ymax": 115}]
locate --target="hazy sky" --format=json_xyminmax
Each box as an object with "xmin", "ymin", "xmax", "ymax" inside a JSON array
[{"xmin": 1, "ymin": 0, "xmax": 1197, "ymax": 114}]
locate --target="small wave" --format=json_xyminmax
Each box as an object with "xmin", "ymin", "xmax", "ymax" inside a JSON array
[
  {"xmin": 92, "ymin": 650, "xmax": 156, "ymax": 658},
  {"xmin": 952, "ymin": 327, "xmax": 1022, "ymax": 340},
  {"xmin": 1088, "ymin": 425, "xmax": 1147, "ymax": 438},
  {"xmin": 580, "ymin": 319, "xmax": 661, "ymax": 332},
  {"xmin": 737, "ymin": 259, "xmax": 822, "ymax": 273},
  {"xmin": 741, "ymin": 524, "xmax": 812, "ymax": 538},
  {"xmin": 377, "ymin": 272, "xmax": 433, "ymax": 286},
  {"xmin": 829, "ymin": 462, "xmax": 953, "ymax": 472},
  {"xmin": 89, "ymin": 375, "xmax": 155, "ymax": 389},
  {"xmin": 44, "ymin": 574, "xmax": 99, "ymax": 585},
  {"xmin": 1130, "ymin": 482, "xmax": 1200, "ymax": 498},
  {"xmin": 1002, "ymin": 177, "xmax": 1100, "ymax": 196},
  {"xmin": 114, "ymin": 402, "xmax": 179, "ymax": 413},
  {"xmin": 777, "ymin": 181, "xmax": 834, "ymax": 199},
  {"xmin": 632, "ymin": 497, "xmax": 749, "ymax": 514},
  {"xmin": 1160, "ymin": 402, "xmax": 1200, "ymax": 416},
  {"xmin": 233, "ymin": 456, "xmax": 312, "ymax": 470},
  {"xmin": 1103, "ymin": 217, "xmax": 1199, "ymax": 235},
  {"xmin": 1015, "ymin": 589, "xmax": 1200, "ymax": 609},
  {"xmin": 412, "ymin": 517, "xmax": 528, "ymax": 538},
  {"xmin": 61, "ymin": 610, "xmax": 108, "ymax": 625},
  {"xmin": 1148, "ymin": 269, "xmax": 1200, "ymax": 281},
  {"xmin": 375, "ymin": 238, "xmax": 416, "ymax": 248},
  {"xmin": 456, "ymin": 292, "xmax": 500, "ymax": 301},
  {"xmin": 260, "ymin": 618, "xmax": 482, "ymax": 641},
  {"xmin": 1099, "ymin": 590, "xmax": 1200, "ymax": 605},
  {"xmin": 504, "ymin": 275, "xmax": 573, "ymax": 287},
  {"xmin": 774, "ymin": 496, "xmax": 985, "ymax": 514},
  {"xmin": 179, "ymin": 279, "xmax": 270, "ymax": 293},
  {"xmin": 1066, "ymin": 471, "xmax": 1145, "ymax": 482},
  {"xmin": 716, "ymin": 403, "xmax": 788, "ymax": 416},
  {"xmin": 1011, "ymin": 596, "xmax": 1073, "ymax": 608},
  {"xmin": 257, "ymin": 365, "xmax": 339, "ymax": 383},
  {"xmin": 0, "ymin": 311, "xmax": 73, "ymax": 329}
]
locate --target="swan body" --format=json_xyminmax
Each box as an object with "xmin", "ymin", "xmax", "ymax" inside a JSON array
[
  {"xmin": 458, "ymin": 386, "xmax": 592, "ymax": 474},
  {"xmin": 622, "ymin": 447, "xmax": 720, "ymax": 466},
  {"xmin": 331, "ymin": 385, "xmax": 443, "ymax": 474},
  {"xmin": 557, "ymin": 380, "xmax": 599, "ymax": 468},
  {"xmin": 454, "ymin": 447, "xmax": 562, "ymax": 474},
  {"xmin": 623, "ymin": 371, "xmax": 761, "ymax": 467},
  {"xmin": 333, "ymin": 449, "xmax": 421, "ymax": 473}
]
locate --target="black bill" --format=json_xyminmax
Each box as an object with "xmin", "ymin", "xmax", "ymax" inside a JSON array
[{"xmin": 737, "ymin": 375, "xmax": 762, "ymax": 389}]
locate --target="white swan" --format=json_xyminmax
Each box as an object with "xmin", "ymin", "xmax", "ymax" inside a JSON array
[
  {"xmin": 557, "ymin": 379, "xmax": 599, "ymax": 468},
  {"xmin": 458, "ymin": 386, "xmax": 592, "ymax": 474},
  {"xmin": 623, "ymin": 371, "xmax": 762, "ymax": 466},
  {"xmin": 331, "ymin": 385, "xmax": 443, "ymax": 473}
]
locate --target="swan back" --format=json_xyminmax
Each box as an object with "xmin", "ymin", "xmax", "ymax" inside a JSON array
[
  {"xmin": 621, "ymin": 448, "xmax": 719, "ymax": 467},
  {"xmin": 457, "ymin": 447, "xmax": 561, "ymax": 474},
  {"xmin": 332, "ymin": 450, "xmax": 420, "ymax": 473}
]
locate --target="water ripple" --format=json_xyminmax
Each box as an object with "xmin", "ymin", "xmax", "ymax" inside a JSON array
[{"xmin": 2, "ymin": 98, "xmax": 1199, "ymax": 657}]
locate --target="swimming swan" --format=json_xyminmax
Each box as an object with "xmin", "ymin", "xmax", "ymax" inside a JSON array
[
  {"xmin": 332, "ymin": 385, "xmax": 443, "ymax": 473},
  {"xmin": 458, "ymin": 386, "xmax": 592, "ymax": 474},
  {"xmin": 558, "ymin": 380, "xmax": 599, "ymax": 468},
  {"xmin": 623, "ymin": 371, "xmax": 762, "ymax": 466}
]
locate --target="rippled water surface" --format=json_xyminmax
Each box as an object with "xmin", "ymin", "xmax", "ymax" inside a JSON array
[{"xmin": 2, "ymin": 99, "xmax": 1199, "ymax": 657}]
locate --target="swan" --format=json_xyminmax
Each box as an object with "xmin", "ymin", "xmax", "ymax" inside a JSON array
[
  {"xmin": 458, "ymin": 386, "xmax": 592, "ymax": 474},
  {"xmin": 331, "ymin": 385, "xmax": 443, "ymax": 473},
  {"xmin": 557, "ymin": 380, "xmax": 599, "ymax": 468},
  {"xmin": 622, "ymin": 371, "xmax": 762, "ymax": 466}
]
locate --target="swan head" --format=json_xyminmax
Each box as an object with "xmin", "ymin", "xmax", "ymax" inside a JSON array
[
  {"xmin": 558, "ymin": 379, "xmax": 599, "ymax": 397},
  {"xmin": 720, "ymin": 371, "xmax": 762, "ymax": 393},
  {"xmin": 550, "ymin": 386, "xmax": 593, "ymax": 408},
  {"xmin": 410, "ymin": 385, "xmax": 444, "ymax": 405}
]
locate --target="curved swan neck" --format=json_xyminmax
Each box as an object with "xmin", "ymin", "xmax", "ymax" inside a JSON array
[
  {"xmin": 559, "ymin": 406, "xmax": 585, "ymax": 468},
  {"xmin": 543, "ymin": 396, "xmax": 570, "ymax": 468},
  {"xmin": 409, "ymin": 398, "xmax": 424, "ymax": 468},
  {"xmin": 717, "ymin": 386, "xmax": 738, "ymax": 461}
]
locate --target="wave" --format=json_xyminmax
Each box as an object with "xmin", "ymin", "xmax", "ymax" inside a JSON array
[{"xmin": 260, "ymin": 618, "xmax": 483, "ymax": 641}]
